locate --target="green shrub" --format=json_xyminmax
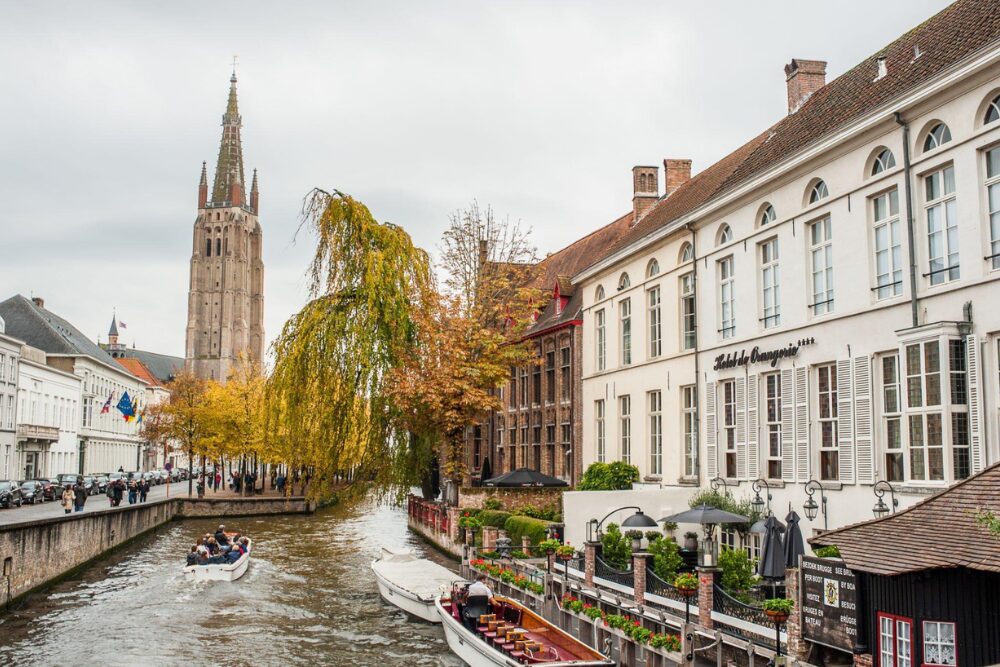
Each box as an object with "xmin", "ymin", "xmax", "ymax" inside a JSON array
[
  {"xmin": 600, "ymin": 523, "xmax": 631, "ymax": 570},
  {"xmin": 718, "ymin": 548, "xmax": 756, "ymax": 596},
  {"xmin": 813, "ymin": 545, "xmax": 841, "ymax": 558},
  {"xmin": 687, "ymin": 490, "xmax": 758, "ymax": 534},
  {"xmin": 503, "ymin": 515, "xmax": 553, "ymax": 546},
  {"xmin": 578, "ymin": 461, "xmax": 640, "ymax": 490},
  {"xmin": 762, "ymin": 598, "xmax": 794, "ymax": 614},
  {"xmin": 518, "ymin": 504, "xmax": 561, "ymax": 521},
  {"xmin": 645, "ymin": 530, "xmax": 663, "ymax": 542},
  {"xmin": 649, "ymin": 534, "xmax": 683, "ymax": 581},
  {"xmin": 478, "ymin": 510, "xmax": 512, "ymax": 528},
  {"xmin": 482, "ymin": 498, "xmax": 503, "ymax": 511},
  {"xmin": 674, "ymin": 573, "xmax": 698, "ymax": 590}
]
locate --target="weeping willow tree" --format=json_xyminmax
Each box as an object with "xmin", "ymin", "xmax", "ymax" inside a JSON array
[{"xmin": 266, "ymin": 189, "xmax": 431, "ymax": 501}]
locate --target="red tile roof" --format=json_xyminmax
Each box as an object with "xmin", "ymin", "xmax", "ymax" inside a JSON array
[
  {"xmin": 592, "ymin": 0, "xmax": 1000, "ymax": 268},
  {"xmin": 536, "ymin": 211, "xmax": 634, "ymax": 290},
  {"xmin": 811, "ymin": 462, "xmax": 1000, "ymax": 575},
  {"xmin": 115, "ymin": 357, "xmax": 162, "ymax": 387}
]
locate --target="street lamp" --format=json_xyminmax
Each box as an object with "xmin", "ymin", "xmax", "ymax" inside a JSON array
[
  {"xmin": 751, "ymin": 478, "xmax": 772, "ymax": 516},
  {"xmin": 803, "ymin": 480, "xmax": 828, "ymax": 530},
  {"xmin": 710, "ymin": 476, "xmax": 730, "ymax": 496},
  {"xmin": 872, "ymin": 480, "xmax": 899, "ymax": 518},
  {"xmin": 586, "ymin": 506, "xmax": 658, "ymax": 543}
]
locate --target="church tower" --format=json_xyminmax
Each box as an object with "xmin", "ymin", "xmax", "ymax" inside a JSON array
[{"xmin": 184, "ymin": 72, "xmax": 265, "ymax": 381}]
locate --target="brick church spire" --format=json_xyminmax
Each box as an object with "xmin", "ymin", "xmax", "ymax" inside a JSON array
[{"xmin": 210, "ymin": 72, "xmax": 246, "ymax": 207}]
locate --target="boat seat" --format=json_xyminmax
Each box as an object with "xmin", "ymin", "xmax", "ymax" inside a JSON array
[{"xmin": 464, "ymin": 595, "xmax": 490, "ymax": 629}]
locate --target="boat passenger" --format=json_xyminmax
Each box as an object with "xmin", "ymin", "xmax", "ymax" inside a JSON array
[
  {"xmin": 463, "ymin": 574, "xmax": 493, "ymax": 630},
  {"xmin": 215, "ymin": 525, "xmax": 230, "ymax": 547},
  {"xmin": 206, "ymin": 538, "xmax": 220, "ymax": 555},
  {"xmin": 186, "ymin": 547, "xmax": 198, "ymax": 566},
  {"xmin": 225, "ymin": 548, "xmax": 242, "ymax": 564}
]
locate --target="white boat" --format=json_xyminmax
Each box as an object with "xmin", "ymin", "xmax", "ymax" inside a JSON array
[
  {"xmin": 183, "ymin": 538, "xmax": 252, "ymax": 582},
  {"xmin": 370, "ymin": 546, "xmax": 461, "ymax": 623},
  {"xmin": 435, "ymin": 585, "xmax": 613, "ymax": 666}
]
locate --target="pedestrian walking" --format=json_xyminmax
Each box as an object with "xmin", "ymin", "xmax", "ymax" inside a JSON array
[
  {"xmin": 127, "ymin": 480, "xmax": 138, "ymax": 504},
  {"xmin": 196, "ymin": 475, "xmax": 206, "ymax": 498},
  {"xmin": 139, "ymin": 479, "xmax": 149, "ymax": 503},
  {"xmin": 72, "ymin": 479, "xmax": 88, "ymax": 513},
  {"xmin": 214, "ymin": 471, "xmax": 221, "ymax": 491},
  {"xmin": 112, "ymin": 479, "xmax": 124, "ymax": 506},
  {"xmin": 61, "ymin": 485, "xmax": 74, "ymax": 514},
  {"xmin": 276, "ymin": 473, "xmax": 286, "ymax": 494}
]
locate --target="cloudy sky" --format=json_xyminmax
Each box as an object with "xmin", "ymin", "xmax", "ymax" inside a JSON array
[{"xmin": 0, "ymin": 0, "xmax": 951, "ymax": 359}]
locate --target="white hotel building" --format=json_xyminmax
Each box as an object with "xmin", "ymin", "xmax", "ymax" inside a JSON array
[{"xmin": 570, "ymin": 1, "xmax": 1000, "ymax": 543}]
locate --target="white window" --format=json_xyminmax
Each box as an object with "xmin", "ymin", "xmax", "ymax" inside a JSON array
[
  {"xmin": 882, "ymin": 354, "xmax": 904, "ymax": 482},
  {"xmin": 760, "ymin": 205, "xmax": 776, "ymax": 226},
  {"xmin": 648, "ymin": 390, "xmax": 662, "ymax": 475},
  {"xmin": 682, "ymin": 385, "xmax": 697, "ymax": 477},
  {"xmin": 923, "ymin": 123, "xmax": 951, "ymax": 152},
  {"xmin": 646, "ymin": 258, "xmax": 660, "ymax": 277},
  {"xmin": 948, "ymin": 339, "xmax": 970, "ymax": 480},
  {"xmin": 619, "ymin": 395, "xmax": 631, "ymax": 464},
  {"xmin": 722, "ymin": 380, "xmax": 736, "ymax": 477},
  {"xmin": 0, "ymin": 354, "xmax": 5, "ymax": 382},
  {"xmin": 817, "ymin": 364, "xmax": 839, "ymax": 480},
  {"xmin": 922, "ymin": 621, "xmax": 956, "ymax": 666},
  {"xmin": 647, "ymin": 286, "xmax": 661, "ymax": 358},
  {"xmin": 906, "ymin": 341, "xmax": 944, "ymax": 481},
  {"xmin": 620, "ymin": 298, "xmax": 632, "ymax": 366},
  {"xmin": 879, "ymin": 614, "xmax": 913, "ymax": 667},
  {"xmin": 808, "ymin": 180, "xmax": 829, "ymax": 203},
  {"xmin": 595, "ymin": 399, "xmax": 606, "ymax": 462},
  {"xmin": 595, "ymin": 309, "xmax": 606, "ymax": 371},
  {"xmin": 760, "ymin": 238, "xmax": 780, "ymax": 328},
  {"xmin": 987, "ymin": 94, "xmax": 1000, "ymax": 124},
  {"xmin": 764, "ymin": 373, "xmax": 782, "ymax": 479},
  {"xmin": 718, "ymin": 224, "xmax": 732, "ymax": 245},
  {"xmin": 618, "ymin": 273, "xmax": 631, "ymax": 290},
  {"xmin": 719, "ymin": 257, "xmax": 735, "ymax": 339},
  {"xmin": 680, "ymin": 242, "xmax": 694, "ymax": 262},
  {"xmin": 872, "ymin": 148, "xmax": 896, "ymax": 175},
  {"xmin": 925, "ymin": 165, "xmax": 958, "ymax": 285},
  {"xmin": 810, "ymin": 218, "xmax": 834, "ymax": 315},
  {"xmin": 681, "ymin": 273, "xmax": 696, "ymax": 350},
  {"xmin": 873, "ymin": 189, "xmax": 903, "ymax": 299},
  {"xmin": 986, "ymin": 146, "xmax": 1000, "ymax": 270}
]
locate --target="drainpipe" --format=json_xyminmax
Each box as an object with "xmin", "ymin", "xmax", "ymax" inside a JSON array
[
  {"xmin": 894, "ymin": 112, "xmax": 920, "ymax": 328},
  {"xmin": 687, "ymin": 223, "xmax": 702, "ymax": 482}
]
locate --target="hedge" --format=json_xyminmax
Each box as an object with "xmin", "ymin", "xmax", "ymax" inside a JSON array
[
  {"xmin": 503, "ymin": 515, "xmax": 553, "ymax": 546},
  {"xmin": 478, "ymin": 510, "xmax": 512, "ymax": 528}
]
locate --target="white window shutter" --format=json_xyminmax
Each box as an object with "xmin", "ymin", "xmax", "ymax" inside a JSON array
[
  {"xmin": 748, "ymin": 375, "xmax": 759, "ymax": 480},
  {"xmin": 705, "ymin": 381, "xmax": 717, "ymax": 479},
  {"xmin": 966, "ymin": 334, "xmax": 985, "ymax": 474},
  {"xmin": 781, "ymin": 369, "xmax": 795, "ymax": 482},
  {"xmin": 837, "ymin": 359, "xmax": 855, "ymax": 483},
  {"xmin": 736, "ymin": 376, "xmax": 747, "ymax": 479},
  {"xmin": 854, "ymin": 355, "xmax": 874, "ymax": 484},
  {"xmin": 795, "ymin": 366, "xmax": 810, "ymax": 481}
]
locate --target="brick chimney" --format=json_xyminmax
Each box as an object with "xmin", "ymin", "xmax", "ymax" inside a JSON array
[
  {"xmin": 632, "ymin": 165, "xmax": 659, "ymax": 223},
  {"xmin": 663, "ymin": 159, "xmax": 692, "ymax": 197},
  {"xmin": 784, "ymin": 59, "xmax": 827, "ymax": 114},
  {"xmin": 31, "ymin": 296, "xmax": 44, "ymax": 308}
]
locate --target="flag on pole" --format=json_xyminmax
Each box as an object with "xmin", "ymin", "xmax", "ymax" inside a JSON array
[
  {"xmin": 100, "ymin": 393, "xmax": 114, "ymax": 414},
  {"xmin": 119, "ymin": 321, "xmax": 127, "ymax": 329},
  {"xmin": 128, "ymin": 398, "xmax": 139, "ymax": 423},
  {"xmin": 117, "ymin": 391, "xmax": 134, "ymax": 420}
]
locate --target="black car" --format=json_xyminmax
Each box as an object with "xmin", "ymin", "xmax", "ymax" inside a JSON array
[
  {"xmin": 0, "ymin": 481, "xmax": 23, "ymax": 508},
  {"xmin": 20, "ymin": 480, "xmax": 45, "ymax": 504},
  {"xmin": 35, "ymin": 478, "xmax": 57, "ymax": 500},
  {"xmin": 95, "ymin": 475, "xmax": 109, "ymax": 493},
  {"xmin": 83, "ymin": 476, "xmax": 99, "ymax": 496},
  {"xmin": 57, "ymin": 473, "xmax": 80, "ymax": 489}
]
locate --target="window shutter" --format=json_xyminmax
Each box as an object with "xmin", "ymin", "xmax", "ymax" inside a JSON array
[
  {"xmin": 854, "ymin": 355, "xmax": 874, "ymax": 484},
  {"xmin": 736, "ymin": 376, "xmax": 747, "ymax": 479},
  {"xmin": 966, "ymin": 334, "xmax": 985, "ymax": 474},
  {"xmin": 705, "ymin": 381, "xmax": 717, "ymax": 479},
  {"xmin": 781, "ymin": 369, "xmax": 795, "ymax": 482},
  {"xmin": 747, "ymin": 375, "xmax": 759, "ymax": 480},
  {"xmin": 795, "ymin": 366, "xmax": 810, "ymax": 481},
  {"xmin": 837, "ymin": 359, "xmax": 855, "ymax": 483}
]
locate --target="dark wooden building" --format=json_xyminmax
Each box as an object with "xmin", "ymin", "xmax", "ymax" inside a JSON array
[{"xmin": 812, "ymin": 462, "xmax": 1000, "ymax": 667}]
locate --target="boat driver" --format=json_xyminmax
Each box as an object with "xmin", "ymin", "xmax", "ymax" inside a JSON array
[
  {"xmin": 468, "ymin": 573, "xmax": 494, "ymax": 601},
  {"xmin": 462, "ymin": 574, "xmax": 494, "ymax": 630}
]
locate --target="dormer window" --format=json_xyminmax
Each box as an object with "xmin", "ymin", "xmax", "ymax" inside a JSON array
[
  {"xmin": 717, "ymin": 224, "xmax": 732, "ymax": 246},
  {"xmin": 923, "ymin": 123, "xmax": 952, "ymax": 152},
  {"xmin": 618, "ymin": 273, "xmax": 631, "ymax": 290},
  {"xmin": 760, "ymin": 205, "xmax": 776, "ymax": 226},
  {"xmin": 872, "ymin": 148, "xmax": 896, "ymax": 175},
  {"xmin": 808, "ymin": 180, "xmax": 829, "ymax": 204},
  {"xmin": 986, "ymin": 94, "xmax": 1000, "ymax": 124}
]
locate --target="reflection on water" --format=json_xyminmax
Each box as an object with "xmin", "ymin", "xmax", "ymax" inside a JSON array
[{"xmin": 0, "ymin": 498, "xmax": 463, "ymax": 666}]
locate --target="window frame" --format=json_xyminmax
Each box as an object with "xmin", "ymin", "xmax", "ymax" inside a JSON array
[
  {"xmin": 544, "ymin": 350, "xmax": 556, "ymax": 405},
  {"xmin": 595, "ymin": 308, "xmax": 606, "ymax": 371},
  {"xmin": 809, "ymin": 217, "xmax": 835, "ymax": 316},
  {"xmin": 923, "ymin": 164, "xmax": 959, "ymax": 286},
  {"xmin": 923, "ymin": 123, "xmax": 952, "ymax": 152},
  {"xmin": 719, "ymin": 256, "xmax": 735, "ymax": 339},
  {"xmin": 648, "ymin": 390, "xmax": 662, "ymax": 476},
  {"xmin": 620, "ymin": 298, "xmax": 632, "ymax": 366},
  {"xmin": 722, "ymin": 380, "xmax": 737, "ymax": 478},
  {"xmin": 872, "ymin": 188, "xmax": 903, "ymax": 299},
  {"xmin": 647, "ymin": 285, "xmax": 662, "ymax": 359},
  {"xmin": 760, "ymin": 204, "xmax": 776, "ymax": 226},
  {"xmin": 872, "ymin": 148, "xmax": 897, "ymax": 175},
  {"xmin": 595, "ymin": 399, "xmax": 606, "ymax": 462},
  {"xmin": 760, "ymin": 237, "xmax": 781, "ymax": 328},
  {"xmin": 985, "ymin": 145, "xmax": 1000, "ymax": 271},
  {"xmin": 878, "ymin": 612, "xmax": 914, "ymax": 667},
  {"xmin": 921, "ymin": 620, "xmax": 957, "ymax": 667},
  {"xmin": 682, "ymin": 385, "xmax": 697, "ymax": 477},
  {"xmin": 764, "ymin": 372, "xmax": 782, "ymax": 479},
  {"xmin": 905, "ymin": 340, "xmax": 945, "ymax": 482},
  {"xmin": 681, "ymin": 272, "xmax": 696, "ymax": 350},
  {"xmin": 817, "ymin": 363, "xmax": 839, "ymax": 481},
  {"xmin": 881, "ymin": 353, "xmax": 905, "ymax": 483},
  {"xmin": 619, "ymin": 394, "xmax": 631, "ymax": 465},
  {"xmin": 559, "ymin": 346, "xmax": 571, "ymax": 402},
  {"xmin": 986, "ymin": 93, "xmax": 1000, "ymax": 124},
  {"xmin": 808, "ymin": 180, "xmax": 829, "ymax": 204}
]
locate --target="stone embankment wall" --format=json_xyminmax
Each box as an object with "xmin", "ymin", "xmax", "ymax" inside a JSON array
[
  {"xmin": 0, "ymin": 496, "xmax": 312, "ymax": 606},
  {"xmin": 458, "ymin": 486, "xmax": 563, "ymax": 513}
]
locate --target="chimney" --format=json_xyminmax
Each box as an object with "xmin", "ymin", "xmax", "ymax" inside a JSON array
[
  {"xmin": 663, "ymin": 159, "xmax": 692, "ymax": 197},
  {"xmin": 632, "ymin": 165, "xmax": 659, "ymax": 223},
  {"xmin": 478, "ymin": 238, "xmax": 488, "ymax": 268},
  {"xmin": 784, "ymin": 59, "xmax": 827, "ymax": 114},
  {"xmin": 31, "ymin": 296, "xmax": 44, "ymax": 308}
]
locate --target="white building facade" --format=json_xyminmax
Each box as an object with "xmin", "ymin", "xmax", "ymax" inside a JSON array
[
  {"xmin": 15, "ymin": 345, "xmax": 81, "ymax": 479},
  {"xmin": 0, "ymin": 322, "xmax": 20, "ymax": 480},
  {"xmin": 575, "ymin": 15, "xmax": 1000, "ymax": 540}
]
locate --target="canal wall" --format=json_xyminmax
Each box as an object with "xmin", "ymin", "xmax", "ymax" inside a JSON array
[{"xmin": 0, "ymin": 496, "xmax": 312, "ymax": 606}]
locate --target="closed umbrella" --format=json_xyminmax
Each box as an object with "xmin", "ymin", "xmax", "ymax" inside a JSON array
[
  {"xmin": 784, "ymin": 510, "xmax": 806, "ymax": 569},
  {"xmin": 758, "ymin": 515, "xmax": 787, "ymax": 580},
  {"xmin": 479, "ymin": 457, "xmax": 492, "ymax": 485}
]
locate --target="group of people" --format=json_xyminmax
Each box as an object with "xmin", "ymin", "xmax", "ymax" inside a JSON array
[
  {"xmin": 185, "ymin": 524, "xmax": 250, "ymax": 566},
  {"xmin": 61, "ymin": 480, "xmax": 89, "ymax": 514},
  {"xmin": 107, "ymin": 477, "xmax": 149, "ymax": 506}
]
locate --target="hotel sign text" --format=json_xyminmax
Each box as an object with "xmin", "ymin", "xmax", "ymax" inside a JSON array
[{"xmin": 712, "ymin": 337, "xmax": 816, "ymax": 371}]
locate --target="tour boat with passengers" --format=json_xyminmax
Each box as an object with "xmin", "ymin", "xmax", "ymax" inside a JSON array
[
  {"xmin": 370, "ymin": 546, "xmax": 461, "ymax": 623},
  {"xmin": 435, "ymin": 582, "xmax": 613, "ymax": 666},
  {"xmin": 183, "ymin": 537, "xmax": 252, "ymax": 582}
]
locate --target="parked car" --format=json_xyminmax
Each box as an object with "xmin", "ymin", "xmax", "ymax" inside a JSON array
[
  {"xmin": 0, "ymin": 481, "xmax": 23, "ymax": 508},
  {"xmin": 57, "ymin": 473, "xmax": 81, "ymax": 489},
  {"xmin": 20, "ymin": 480, "xmax": 45, "ymax": 504},
  {"xmin": 142, "ymin": 471, "xmax": 156, "ymax": 485},
  {"xmin": 35, "ymin": 478, "xmax": 57, "ymax": 500},
  {"xmin": 83, "ymin": 475, "xmax": 99, "ymax": 495},
  {"xmin": 95, "ymin": 475, "xmax": 109, "ymax": 493},
  {"xmin": 108, "ymin": 472, "xmax": 125, "ymax": 484}
]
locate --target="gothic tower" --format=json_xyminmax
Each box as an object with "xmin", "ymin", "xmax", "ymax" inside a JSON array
[{"xmin": 184, "ymin": 72, "xmax": 264, "ymax": 381}]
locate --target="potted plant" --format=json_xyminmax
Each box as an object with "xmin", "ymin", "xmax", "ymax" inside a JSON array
[
  {"xmin": 683, "ymin": 531, "xmax": 698, "ymax": 550},
  {"xmin": 556, "ymin": 544, "xmax": 576, "ymax": 560},
  {"xmin": 662, "ymin": 521, "xmax": 679, "ymax": 540},
  {"xmin": 625, "ymin": 529, "xmax": 644, "ymax": 552},
  {"xmin": 538, "ymin": 538, "xmax": 561, "ymax": 556},
  {"xmin": 645, "ymin": 530, "xmax": 662, "ymax": 543},
  {"xmin": 674, "ymin": 572, "xmax": 698, "ymax": 598},
  {"xmin": 762, "ymin": 598, "xmax": 794, "ymax": 624}
]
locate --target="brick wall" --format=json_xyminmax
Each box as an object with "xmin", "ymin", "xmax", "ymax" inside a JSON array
[{"xmin": 458, "ymin": 486, "xmax": 564, "ymax": 514}]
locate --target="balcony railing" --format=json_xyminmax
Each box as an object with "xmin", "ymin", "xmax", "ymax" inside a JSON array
[{"xmin": 16, "ymin": 423, "xmax": 60, "ymax": 441}]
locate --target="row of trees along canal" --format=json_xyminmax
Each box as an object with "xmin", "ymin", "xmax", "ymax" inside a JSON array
[{"xmin": 146, "ymin": 190, "xmax": 542, "ymax": 501}]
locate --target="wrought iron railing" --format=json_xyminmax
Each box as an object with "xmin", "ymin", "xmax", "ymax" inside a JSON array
[
  {"xmin": 553, "ymin": 555, "xmax": 585, "ymax": 575},
  {"xmin": 712, "ymin": 584, "xmax": 779, "ymax": 650},
  {"xmin": 594, "ymin": 556, "xmax": 633, "ymax": 589},
  {"xmin": 644, "ymin": 567, "xmax": 688, "ymax": 605}
]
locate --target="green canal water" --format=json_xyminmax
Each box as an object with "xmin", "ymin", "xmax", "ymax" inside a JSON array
[{"xmin": 0, "ymin": 498, "xmax": 462, "ymax": 666}]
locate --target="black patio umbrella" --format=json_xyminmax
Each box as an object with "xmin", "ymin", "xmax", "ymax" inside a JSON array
[
  {"xmin": 479, "ymin": 457, "xmax": 492, "ymax": 484},
  {"xmin": 483, "ymin": 467, "xmax": 568, "ymax": 487},
  {"xmin": 659, "ymin": 504, "xmax": 750, "ymax": 526},
  {"xmin": 784, "ymin": 510, "xmax": 806, "ymax": 569},
  {"xmin": 758, "ymin": 515, "xmax": 787, "ymax": 580}
]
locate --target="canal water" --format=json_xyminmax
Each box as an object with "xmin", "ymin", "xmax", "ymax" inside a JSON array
[{"xmin": 0, "ymin": 498, "xmax": 462, "ymax": 666}]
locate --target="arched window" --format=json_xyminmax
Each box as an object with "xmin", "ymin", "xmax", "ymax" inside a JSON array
[
  {"xmin": 871, "ymin": 148, "xmax": 896, "ymax": 175},
  {"xmin": 618, "ymin": 273, "xmax": 631, "ymax": 290},
  {"xmin": 595, "ymin": 285, "xmax": 605, "ymax": 301},
  {"xmin": 680, "ymin": 242, "xmax": 694, "ymax": 262},
  {"xmin": 717, "ymin": 224, "xmax": 732, "ymax": 246},
  {"xmin": 646, "ymin": 258, "xmax": 660, "ymax": 278},
  {"xmin": 215, "ymin": 238, "xmax": 222, "ymax": 255},
  {"xmin": 986, "ymin": 94, "xmax": 1000, "ymax": 124},
  {"xmin": 923, "ymin": 123, "xmax": 952, "ymax": 151},
  {"xmin": 759, "ymin": 204, "xmax": 776, "ymax": 226},
  {"xmin": 808, "ymin": 180, "xmax": 829, "ymax": 204},
  {"xmin": 205, "ymin": 238, "xmax": 212, "ymax": 257}
]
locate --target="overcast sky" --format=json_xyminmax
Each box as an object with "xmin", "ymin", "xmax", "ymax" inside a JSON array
[{"xmin": 0, "ymin": 0, "xmax": 951, "ymax": 359}]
